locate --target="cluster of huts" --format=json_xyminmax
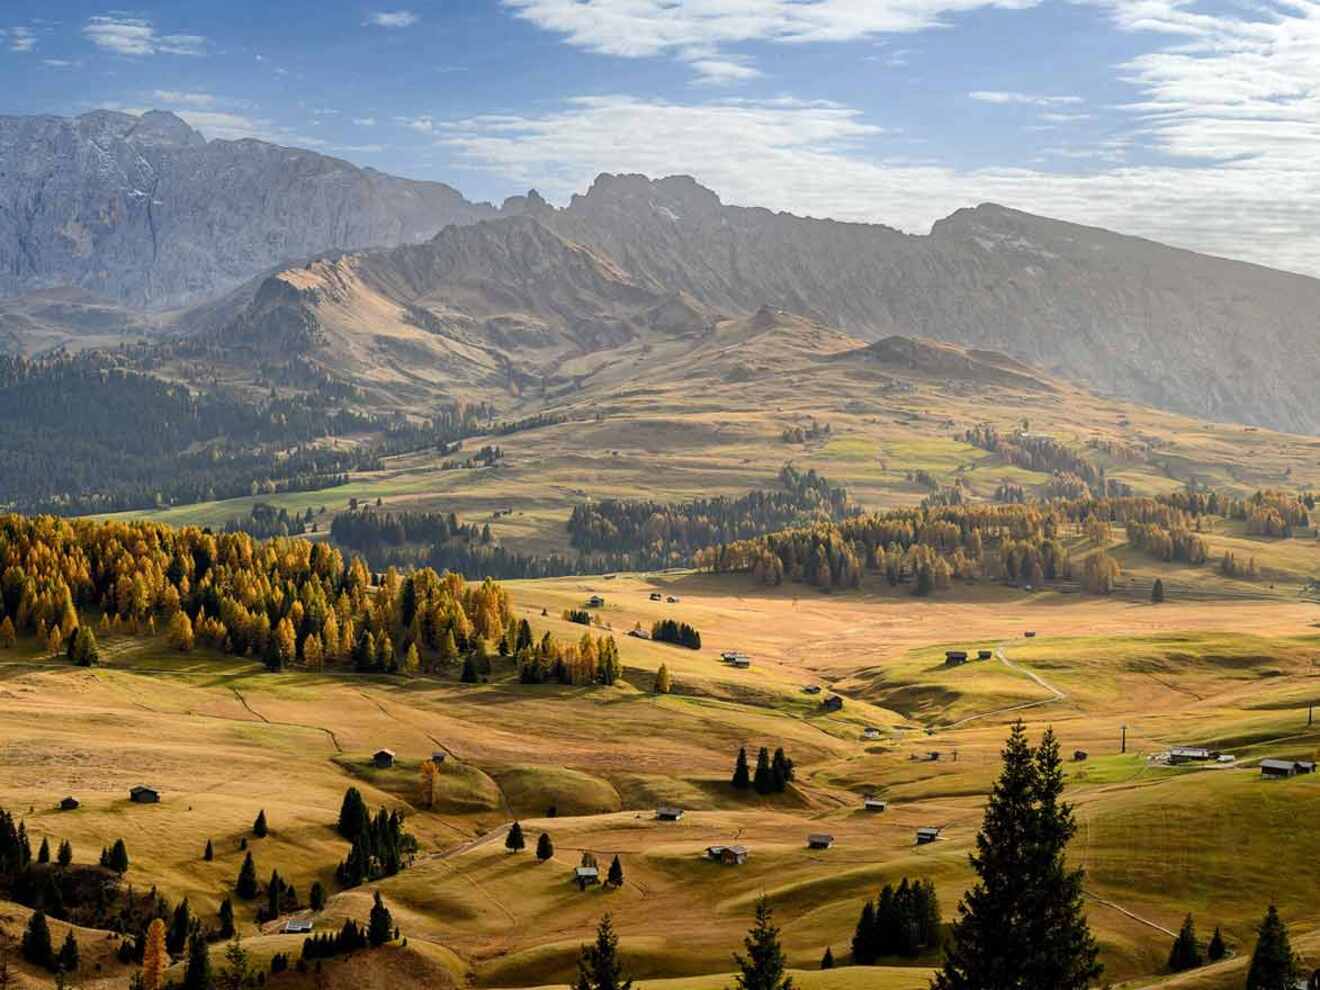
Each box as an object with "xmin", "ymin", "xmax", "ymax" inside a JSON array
[
  {"xmin": 944, "ymin": 649, "xmax": 994, "ymax": 668},
  {"xmin": 720, "ymin": 651, "xmax": 752, "ymax": 669}
]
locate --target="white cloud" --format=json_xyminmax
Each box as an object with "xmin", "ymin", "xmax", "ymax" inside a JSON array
[
  {"xmin": 399, "ymin": 115, "xmax": 437, "ymax": 134},
  {"xmin": 353, "ymin": 116, "xmax": 378, "ymax": 126},
  {"xmin": 43, "ymin": 58, "xmax": 75, "ymax": 68},
  {"xmin": 503, "ymin": 0, "xmax": 1039, "ymax": 82},
  {"xmin": 366, "ymin": 10, "xmax": 419, "ymax": 28},
  {"xmin": 83, "ymin": 16, "xmax": 206, "ymax": 56},
  {"xmin": 437, "ymin": 92, "xmax": 1320, "ymax": 276},
  {"xmin": 970, "ymin": 90, "xmax": 1084, "ymax": 106},
  {"xmin": 9, "ymin": 26, "xmax": 36, "ymax": 53},
  {"xmin": 152, "ymin": 90, "xmax": 217, "ymax": 109}
]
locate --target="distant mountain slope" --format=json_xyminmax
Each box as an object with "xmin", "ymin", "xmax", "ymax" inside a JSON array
[
  {"xmin": 0, "ymin": 110, "xmax": 495, "ymax": 309},
  {"xmin": 506, "ymin": 174, "xmax": 1320, "ymax": 433}
]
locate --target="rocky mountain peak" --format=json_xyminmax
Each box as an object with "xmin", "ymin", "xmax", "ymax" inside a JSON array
[{"xmin": 127, "ymin": 110, "xmax": 206, "ymax": 149}]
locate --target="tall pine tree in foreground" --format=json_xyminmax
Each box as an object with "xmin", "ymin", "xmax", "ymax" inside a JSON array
[
  {"xmin": 574, "ymin": 914, "xmax": 632, "ymax": 990},
  {"xmin": 932, "ymin": 721, "xmax": 1101, "ymax": 990},
  {"xmin": 733, "ymin": 898, "xmax": 794, "ymax": 990},
  {"xmin": 1246, "ymin": 904, "xmax": 1298, "ymax": 990}
]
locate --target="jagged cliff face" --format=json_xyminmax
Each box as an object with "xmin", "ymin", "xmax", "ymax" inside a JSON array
[
  {"xmin": 0, "ymin": 110, "xmax": 495, "ymax": 309},
  {"xmin": 504, "ymin": 174, "xmax": 1320, "ymax": 433}
]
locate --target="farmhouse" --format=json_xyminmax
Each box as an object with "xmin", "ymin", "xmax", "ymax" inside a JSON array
[
  {"xmin": 373, "ymin": 749, "xmax": 396, "ymax": 769},
  {"xmin": 807, "ymin": 833, "xmax": 835, "ymax": 850},
  {"xmin": 944, "ymin": 651, "xmax": 969, "ymax": 667},
  {"xmin": 1169, "ymin": 747, "xmax": 1213, "ymax": 764},
  {"xmin": 821, "ymin": 695, "xmax": 844, "ymax": 712},
  {"xmin": 129, "ymin": 786, "xmax": 159, "ymax": 804},
  {"xmin": 1260, "ymin": 759, "xmax": 1299, "ymax": 778},
  {"xmin": 59, "ymin": 797, "xmax": 79, "ymax": 811},
  {"xmin": 656, "ymin": 806, "xmax": 685, "ymax": 821},
  {"xmin": 863, "ymin": 796, "xmax": 888, "ymax": 812},
  {"xmin": 282, "ymin": 919, "xmax": 314, "ymax": 934},
  {"xmin": 916, "ymin": 827, "xmax": 940, "ymax": 845},
  {"xmin": 707, "ymin": 844, "xmax": 749, "ymax": 865},
  {"xmin": 575, "ymin": 866, "xmax": 601, "ymax": 888}
]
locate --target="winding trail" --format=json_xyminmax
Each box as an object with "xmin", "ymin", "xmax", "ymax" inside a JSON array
[{"xmin": 944, "ymin": 642, "xmax": 1068, "ymax": 729}]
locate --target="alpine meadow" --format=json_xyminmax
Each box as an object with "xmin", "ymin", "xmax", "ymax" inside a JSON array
[{"xmin": 4, "ymin": 3, "xmax": 1320, "ymax": 989}]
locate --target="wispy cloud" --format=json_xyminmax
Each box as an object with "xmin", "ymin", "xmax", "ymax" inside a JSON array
[
  {"xmin": 437, "ymin": 92, "xmax": 1320, "ymax": 275},
  {"xmin": 970, "ymin": 90, "xmax": 1084, "ymax": 106},
  {"xmin": 8, "ymin": 26, "xmax": 36, "ymax": 53},
  {"xmin": 152, "ymin": 90, "xmax": 217, "ymax": 109},
  {"xmin": 503, "ymin": 0, "xmax": 1040, "ymax": 83},
  {"xmin": 366, "ymin": 10, "xmax": 419, "ymax": 28},
  {"xmin": 83, "ymin": 15, "xmax": 206, "ymax": 56},
  {"xmin": 353, "ymin": 116, "xmax": 378, "ymax": 127}
]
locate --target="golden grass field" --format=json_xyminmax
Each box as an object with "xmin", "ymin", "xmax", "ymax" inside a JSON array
[{"xmin": 4, "ymin": 567, "xmax": 1320, "ymax": 989}]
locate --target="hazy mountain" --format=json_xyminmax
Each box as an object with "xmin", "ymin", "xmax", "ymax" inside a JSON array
[
  {"xmin": 510, "ymin": 173, "xmax": 1320, "ymax": 433},
  {"xmin": 0, "ymin": 109, "xmax": 495, "ymax": 309}
]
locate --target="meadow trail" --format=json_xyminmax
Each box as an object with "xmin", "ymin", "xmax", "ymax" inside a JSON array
[{"xmin": 942, "ymin": 643, "xmax": 1069, "ymax": 730}]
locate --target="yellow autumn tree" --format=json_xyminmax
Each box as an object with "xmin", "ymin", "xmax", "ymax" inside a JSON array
[
  {"xmin": 403, "ymin": 642, "xmax": 421, "ymax": 675},
  {"xmin": 168, "ymin": 610, "xmax": 194, "ymax": 652},
  {"xmin": 0, "ymin": 616, "xmax": 14, "ymax": 648},
  {"xmin": 47, "ymin": 623, "xmax": 63, "ymax": 655},
  {"xmin": 655, "ymin": 664, "xmax": 672, "ymax": 694},
  {"xmin": 141, "ymin": 917, "xmax": 167, "ymax": 990},
  {"xmin": 419, "ymin": 759, "xmax": 439, "ymax": 809},
  {"xmin": 274, "ymin": 617, "xmax": 297, "ymax": 667},
  {"xmin": 303, "ymin": 632, "xmax": 323, "ymax": 670}
]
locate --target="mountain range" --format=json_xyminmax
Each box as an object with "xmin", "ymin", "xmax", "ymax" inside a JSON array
[{"xmin": 4, "ymin": 109, "xmax": 1320, "ymax": 433}]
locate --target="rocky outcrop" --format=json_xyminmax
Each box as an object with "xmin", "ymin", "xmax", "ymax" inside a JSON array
[{"xmin": 0, "ymin": 110, "xmax": 495, "ymax": 309}]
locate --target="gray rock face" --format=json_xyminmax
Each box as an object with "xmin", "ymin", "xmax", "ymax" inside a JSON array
[
  {"xmin": 0, "ymin": 110, "xmax": 495, "ymax": 309},
  {"xmin": 511, "ymin": 174, "xmax": 1320, "ymax": 433}
]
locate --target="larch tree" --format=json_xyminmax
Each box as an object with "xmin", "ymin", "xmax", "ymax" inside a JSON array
[
  {"xmin": 419, "ymin": 760, "xmax": 439, "ymax": 809},
  {"xmin": 140, "ymin": 918, "xmax": 168, "ymax": 990},
  {"xmin": 168, "ymin": 610, "xmax": 194, "ymax": 653},
  {"xmin": 654, "ymin": 664, "xmax": 671, "ymax": 694}
]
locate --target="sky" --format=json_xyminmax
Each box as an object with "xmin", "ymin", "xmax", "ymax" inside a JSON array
[{"xmin": 5, "ymin": 0, "xmax": 1320, "ymax": 274}]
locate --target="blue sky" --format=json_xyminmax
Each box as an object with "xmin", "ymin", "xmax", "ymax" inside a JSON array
[{"xmin": 5, "ymin": 0, "xmax": 1320, "ymax": 273}]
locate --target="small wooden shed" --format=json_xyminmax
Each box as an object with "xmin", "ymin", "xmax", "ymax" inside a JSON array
[
  {"xmin": 807, "ymin": 834, "xmax": 835, "ymax": 850},
  {"xmin": 59, "ymin": 797, "xmax": 79, "ymax": 811},
  {"xmin": 863, "ymin": 796, "xmax": 888, "ymax": 812},
  {"xmin": 1260, "ymin": 759, "xmax": 1298, "ymax": 778},
  {"xmin": 656, "ymin": 807, "xmax": 685, "ymax": 822},
  {"xmin": 129, "ymin": 786, "xmax": 160, "ymax": 804},
  {"xmin": 707, "ymin": 844, "xmax": 748, "ymax": 865},
  {"xmin": 373, "ymin": 749, "xmax": 396, "ymax": 769},
  {"xmin": 916, "ymin": 827, "xmax": 940, "ymax": 845}
]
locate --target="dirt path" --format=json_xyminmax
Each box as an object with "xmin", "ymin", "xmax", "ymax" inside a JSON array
[
  {"xmin": 1084, "ymin": 890, "xmax": 1177, "ymax": 938},
  {"xmin": 228, "ymin": 685, "xmax": 344, "ymax": 752},
  {"xmin": 943, "ymin": 643, "xmax": 1069, "ymax": 730}
]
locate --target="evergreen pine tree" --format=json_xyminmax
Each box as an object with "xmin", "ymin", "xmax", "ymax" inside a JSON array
[
  {"xmin": 368, "ymin": 891, "xmax": 393, "ymax": 948},
  {"xmin": 574, "ymin": 914, "xmax": 632, "ymax": 990},
  {"xmin": 607, "ymin": 855, "xmax": 624, "ymax": 889},
  {"xmin": 731, "ymin": 747, "xmax": 751, "ymax": 790},
  {"xmin": 732, "ymin": 898, "xmax": 794, "ymax": 990},
  {"xmin": 1151, "ymin": 578, "xmax": 1166, "ymax": 603},
  {"xmin": 167, "ymin": 898, "xmax": 192, "ymax": 956},
  {"xmin": 267, "ymin": 870, "xmax": 283, "ymax": 920},
  {"xmin": 37, "ymin": 837, "xmax": 49, "ymax": 864},
  {"xmin": 820, "ymin": 947, "xmax": 834, "ymax": 970},
  {"xmin": 1246, "ymin": 904, "xmax": 1298, "ymax": 990},
  {"xmin": 203, "ymin": 839, "xmax": 213, "ymax": 862},
  {"xmin": 537, "ymin": 833, "xmax": 554, "ymax": 862},
  {"xmin": 851, "ymin": 901, "xmax": 876, "ymax": 964},
  {"xmin": 337, "ymin": 787, "xmax": 368, "ymax": 840},
  {"xmin": 310, "ymin": 881, "xmax": 325, "ymax": 911},
  {"xmin": 108, "ymin": 838, "xmax": 129, "ymax": 874},
  {"xmin": 460, "ymin": 653, "xmax": 479, "ymax": 683},
  {"xmin": 21, "ymin": 910, "xmax": 52, "ymax": 970},
  {"xmin": 57, "ymin": 839, "xmax": 72, "ymax": 867},
  {"xmin": 932, "ymin": 722, "xmax": 1102, "ymax": 990},
  {"xmin": 235, "ymin": 851, "xmax": 258, "ymax": 900},
  {"xmin": 753, "ymin": 747, "xmax": 774, "ymax": 795},
  {"xmin": 505, "ymin": 822, "xmax": 526, "ymax": 853},
  {"xmin": 1168, "ymin": 914, "xmax": 1202, "ymax": 972},
  {"xmin": 218, "ymin": 898, "xmax": 235, "ymax": 939},
  {"xmin": 253, "ymin": 810, "xmax": 268, "ymax": 838},
  {"xmin": 57, "ymin": 928, "xmax": 79, "ymax": 975},
  {"xmin": 1208, "ymin": 926, "xmax": 1226, "ymax": 962}
]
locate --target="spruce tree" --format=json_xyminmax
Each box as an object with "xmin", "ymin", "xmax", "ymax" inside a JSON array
[
  {"xmin": 368, "ymin": 891, "xmax": 393, "ymax": 948},
  {"xmin": 203, "ymin": 839, "xmax": 213, "ymax": 862},
  {"xmin": 57, "ymin": 840, "xmax": 72, "ymax": 867},
  {"xmin": 574, "ymin": 914, "xmax": 632, "ymax": 990},
  {"xmin": 218, "ymin": 897, "xmax": 235, "ymax": 939},
  {"xmin": 57, "ymin": 929, "xmax": 78, "ymax": 975},
  {"xmin": 108, "ymin": 838, "xmax": 129, "ymax": 874},
  {"xmin": 461, "ymin": 653, "xmax": 479, "ymax": 683},
  {"xmin": 235, "ymin": 851, "xmax": 259, "ymax": 900},
  {"xmin": 1208, "ymin": 926, "xmax": 1226, "ymax": 962},
  {"xmin": 37, "ymin": 837, "xmax": 49, "ymax": 864},
  {"xmin": 851, "ymin": 900, "xmax": 876, "ymax": 964},
  {"xmin": 732, "ymin": 898, "xmax": 794, "ymax": 990},
  {"xmin": 932, "ymin": 722, "xmax": 1101, "ymax": 990},
  {"xmin": 338, "ymin": 787, "xmax": 368, "ymax": 840},
  {"xmin": 1246, "ymin": 904, "xmax": 1298, "ymax": 990},
  {"xmin": 820, "ymin": 947, "xmax": 834, "ymax": 970},
  {"xmin": 607, "ymin": 855, "xmax": 624, "ymax": 889},
  {"xmin": 168, "ymin": 898, "xmax": 192, "ymax": 956},
  {"xmin": 310, "ymin": 881, "xmax": 325, "ymax": 911},
  {"xmin": 752, "ymin": 747, "xmax": 773, "ymax": 795},
  {"xmin": 731, "ymin": 747, "xmax": 751, "ymax": 790},
  {"xmin": 1168, "ymin": 914, "xmax": 1202, "ymax": 972},
  {"xmin": 253, "ymin": 810, "xmax": 268, "ymax": 838},
  {"xmin": 537, "ymin": 833, "xmax": 554, "ymax": 862},
  {"xmin": 1151, "ymin": 578, "xmax": 1165, "ymax": 603},
  {"xmin": 506, "ymin": 822, "xmax": 526, "ymax": 853},
  {"xmin": 21, "ymin": 911, "xmax": 52, "ymax": 970}
]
